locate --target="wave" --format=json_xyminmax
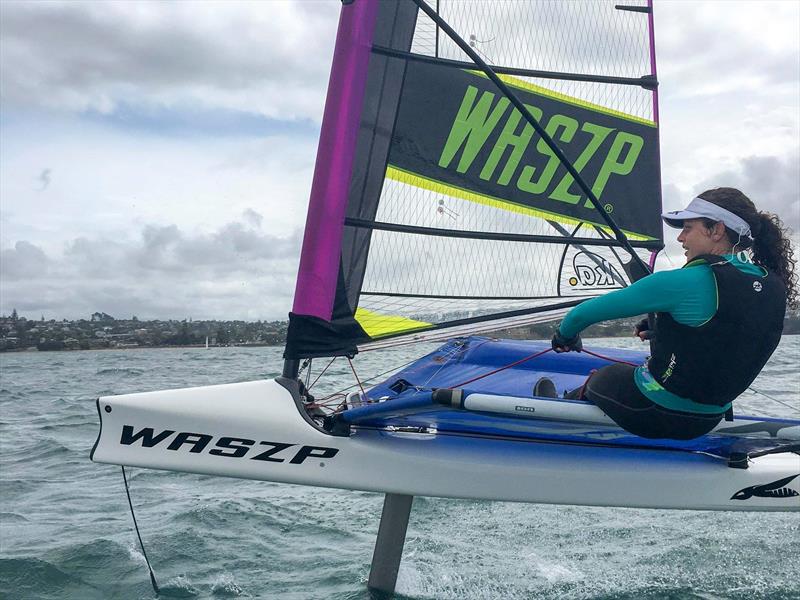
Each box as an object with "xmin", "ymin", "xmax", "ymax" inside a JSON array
[
  {"xmin": 0, "ymin": 557, "xmax": 106, "ymax": 600},
  {"xmin": 0, "ymin": 512, "xmax": 29, "ymax": 523},
  {"xmin": 96, "ymin": 367, "xmax": 145, "ymax": 377}
]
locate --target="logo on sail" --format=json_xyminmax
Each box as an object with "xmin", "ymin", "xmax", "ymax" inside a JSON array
[{"xmin": 568, "ymin": 251, "xmax": 623, "ymax": 289}]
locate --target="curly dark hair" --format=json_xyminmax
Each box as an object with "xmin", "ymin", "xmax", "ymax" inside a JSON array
[{"xmin": 697, "ymin": 187, "xmax": 798, "ymax": 309}]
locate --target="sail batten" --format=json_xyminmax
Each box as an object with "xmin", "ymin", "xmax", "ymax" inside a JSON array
[
  {"xmin": 346, "ymin": 218, "xmax": 662, "ymax": 248},
  {"xmin": 371, "ymin": 45, "xmax": 658, "ymax": 90},
  {"xmin": 285, "ymin": 0, "xmax": 663, "ymax": 360}
]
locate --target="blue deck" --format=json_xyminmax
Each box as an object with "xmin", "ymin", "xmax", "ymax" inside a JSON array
[{"xmin": 343, "ymin": 337, "xmax": 800, "ymax": 459}]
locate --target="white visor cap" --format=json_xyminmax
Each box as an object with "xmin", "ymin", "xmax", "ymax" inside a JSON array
[{"xmin": 661, "ymin": 197, "xmax": 752, "ymax": 238}]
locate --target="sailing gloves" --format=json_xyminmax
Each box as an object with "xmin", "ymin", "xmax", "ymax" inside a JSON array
[
  {"xmin": 634, "ymin": 317, "xmax": 656, "ymax": 341},
  {"xmin": 552, "ymin": 330, "xmax": 583, "ymax": 353}
]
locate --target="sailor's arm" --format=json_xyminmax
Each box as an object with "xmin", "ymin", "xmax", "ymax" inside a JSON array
[{"xmin": 558, "ymin": 267, "xmax": 708, "ymax": 339}]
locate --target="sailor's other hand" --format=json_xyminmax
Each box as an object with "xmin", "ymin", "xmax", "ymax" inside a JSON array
[
  {"xmin": 552, "ymin": 330, "xmax": 583, "ymax": 353},
  {"xmin": 634, "ymin": 318, "xmax": 655, "ymax": 341}
]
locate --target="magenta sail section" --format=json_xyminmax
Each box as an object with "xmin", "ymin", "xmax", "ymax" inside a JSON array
[{"xmin": 291, "ymin": 0, "xmax": 379, "ymax": 321}]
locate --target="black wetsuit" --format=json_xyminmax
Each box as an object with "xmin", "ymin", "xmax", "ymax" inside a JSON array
[{"xmin": 564, "ymin": 255, "xmax": 785, "ymax": 439}]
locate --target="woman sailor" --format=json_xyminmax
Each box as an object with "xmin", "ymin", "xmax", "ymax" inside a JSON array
[{"xmin": 536, "ymin": 187, "xmax": 797, "ymax": 440}]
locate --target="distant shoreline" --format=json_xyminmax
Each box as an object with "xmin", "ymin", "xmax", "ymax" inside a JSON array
[
  {"xmin": 3, "ymin": 333, "xmax": 797, "ymax": 354},
  {"xmin": 2, "ymin": 343, "xmax": 280, "ymax": 354},
  {"xmin": 3, "ymin": 312, "xmax": 799, "ymax": 353}
]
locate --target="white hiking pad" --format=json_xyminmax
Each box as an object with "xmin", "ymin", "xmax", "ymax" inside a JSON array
[
  {"xmin": 461, "ymin": 393, "xmax": 800, "ymax": 439},
  {"xmin": 91, "ymin": 380, "xmax": 800, "ymax": 512}
]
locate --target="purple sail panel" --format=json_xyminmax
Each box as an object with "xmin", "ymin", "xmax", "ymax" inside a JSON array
[{"xmin": 292, "ymin": 0, "xmax": 379, "ymax": 321}]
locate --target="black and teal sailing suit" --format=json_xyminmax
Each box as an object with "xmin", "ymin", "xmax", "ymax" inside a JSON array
[{"xmin": 558, "ymin": 254, "xmax": 786, "ymax": 440}]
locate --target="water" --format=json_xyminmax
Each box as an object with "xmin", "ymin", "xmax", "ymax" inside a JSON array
[{"xmin": 1, "ymin": 336, "xmax": 799, "ymax": 600}]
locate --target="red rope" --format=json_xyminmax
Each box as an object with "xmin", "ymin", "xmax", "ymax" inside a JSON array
[
  {"xmin": 448, "ymin": 346, "xmax": 639, "ymax": 389},
  {"xmin": 308, "ymin": 356, "xmax": 336, "ymax": 390},
  {"xmin": 581, "ymin": 348, "xmax": 639, "ymax": 367},
  {"xmin": 347, "ymin": 357, "xmax": 366, "ymax": 398},
  {"xmin": 451, "ymin": 348, "xmax": 553, "ymax": 388}
]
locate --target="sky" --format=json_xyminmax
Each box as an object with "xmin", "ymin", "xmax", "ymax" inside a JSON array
[{"xmin": 1, "ymin": 0, "xmax": 798, "ymax": 321}]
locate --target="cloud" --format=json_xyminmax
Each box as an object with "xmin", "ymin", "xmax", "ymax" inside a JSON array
[
  {"xmin": 657, "ymin": 1, "xmax": 799, "ymax": 99},
  {"xmin": 694, "ymin": 151, "xmax": 800, "ymax": 232},
  {"xmin": 1, "ymin": 211, "xmax": 302, "ymax": 320},
  {"xmin": 657, "ymin": 151, "xmax": 800, "ymax": 269},
  {"xmin": 0, "ymin": 241, "xmax": 50, "ymax": 279},
  {"xmin": 0, "ymin": 0, "xmax": 338, "ymax": 122}
]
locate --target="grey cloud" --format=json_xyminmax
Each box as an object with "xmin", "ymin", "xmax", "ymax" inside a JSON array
[
  {"xmin": 658, "ymin": 7, "xmax": 798, "ymax": 98},
  {"xmin": 1, "ymin": 211, "xmax": 302, "ymax": 319},
  {"xmin": 660, "ymin": 182, "xmax": 684, "ymax": 212},
  {"xmin": 0, "ymin": 1, "xmax": 337, "ymax": 116},
  {"xmin": 658, "ymin": 152, "xmax": 800, "ymax": 268},
  {"xmin": 695, "ymin": 151, "xmax": 800, "ymax": 231},
  {"xmin": 1, "ymin": 241, "xmax": 50, "ymax": 279}
]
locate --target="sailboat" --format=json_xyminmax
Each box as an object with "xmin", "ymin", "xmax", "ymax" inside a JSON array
[{"xmin": 91, "ymin": 0, "xmax": 799, "ymax": 593}]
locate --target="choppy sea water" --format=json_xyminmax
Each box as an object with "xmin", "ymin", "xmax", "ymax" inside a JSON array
[{"xmin": 1, "ymin": 336, "xmax": 798, "ymax": 600}]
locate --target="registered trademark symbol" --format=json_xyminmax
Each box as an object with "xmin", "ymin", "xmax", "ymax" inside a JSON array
[{"xmin": 604, "ymin": 204, "xmax": 614, "ymax": 213}]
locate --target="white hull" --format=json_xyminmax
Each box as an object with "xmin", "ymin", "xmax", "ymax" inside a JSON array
[{"xmin": 91, "ymin": 379, "xmax": 800, "ymax": 512}]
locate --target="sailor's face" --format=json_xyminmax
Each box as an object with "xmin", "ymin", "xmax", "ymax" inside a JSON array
[{"xmin": 677, "ymin": 219, "xmax": 715, "ymax": 261}]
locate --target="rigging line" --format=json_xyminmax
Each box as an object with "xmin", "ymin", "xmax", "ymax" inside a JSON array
[
  {"xmin": 314, "ymin": 356, "xmax": 422, "ymax": 403},
  {"xmin": 452, "ymin": 348, "xmax": 553, "ymax": 388},
  {"xmin": 581, "ymin": 348, "xmax": 640, "ymax": 367},
  {"xmin": 308, "ymin": 356, "xmax": 337, "ymax": 390},
  {"xmin": 409, "ymin": 0, "xmax": 653, "ymax": 278},
  {"xmin": 347, "ymin": 357, "xmax": 367, "ymax": 399},
  {"xmin": 590, "ymin": 224, "xmax": 631, "ymax": 287},
  {"xmin": 747, "ymin": 387, "xmax": 800, "ymax": 414},
  {"xmin": 449, "ymin": 345, "xmax": 640, "ymax": 389},
  {"xmin": 121, "ymin": 466, "xmax": 160, "ymax": 595}
]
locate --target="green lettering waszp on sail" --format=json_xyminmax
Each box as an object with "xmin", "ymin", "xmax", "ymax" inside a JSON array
[
  {"xmin": 393, "ymin": 62, "xmax": 661, "ymax": 239},
  {"xmin": 439, "ymin": 84, "xmax": 646, "ymax": 207},
  {"xmin": 517, "ymin": 113, "xmax": 578, "ymax": 196},
  {"xmin": 548, "ymin": 122, "xmax": 614, "ymax": 205},
  {"xmin": 588, "ymin": 131, "xmax": 644, "ymax": 207},
  {"xmin": 438, "ymin": 85, "xmax": 510, "ymax": 173},
  {"xmin": 479, "ymin": 104, "xmax": 538, "ymax": 185}
]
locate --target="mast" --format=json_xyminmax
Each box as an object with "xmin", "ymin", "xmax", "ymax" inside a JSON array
[{"xmin": 283, "ymin": 0, "xmax": 379, "ymax": 378}]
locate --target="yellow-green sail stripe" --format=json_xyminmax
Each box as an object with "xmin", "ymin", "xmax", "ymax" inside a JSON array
[
  {"xmin": 467, "ymin": 70, "xmax": 657, "ymax": 128},
  {"xmin": 355, "ymin": 307, "xmax": 433, "ymax": 339},
  {"xmin": 385, "ymin": 165, "xmax": 655, "ymax": 241}
]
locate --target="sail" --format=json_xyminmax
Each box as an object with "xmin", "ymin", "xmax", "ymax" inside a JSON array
[{"xmin": 285, "ymin": 0, "xmax": 662, "ymax": 359}]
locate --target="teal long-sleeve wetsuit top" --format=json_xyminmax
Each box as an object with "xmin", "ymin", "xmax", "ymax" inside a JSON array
[{"xmin": 558, "ymin": 254, "xmax": 765, "ymax": 412}]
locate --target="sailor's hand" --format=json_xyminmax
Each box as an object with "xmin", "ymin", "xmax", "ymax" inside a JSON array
[
  {"xmin": 634, "ymin": 318, "xmax": 655, "ymax": 341},
  {"xmin": 552, "ymin": 330, "xmax": 583, "ymax": 353}
]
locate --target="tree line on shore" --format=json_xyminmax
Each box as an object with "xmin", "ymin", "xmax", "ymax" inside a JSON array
[{"xmin": 2, "ymin": 309, "xmax": 799, "ymax": 352}]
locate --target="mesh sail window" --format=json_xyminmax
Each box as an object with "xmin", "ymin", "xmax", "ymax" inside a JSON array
[{"xmin": 285, "ymin": 0, "xmax": 662, "ymax": 359}]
